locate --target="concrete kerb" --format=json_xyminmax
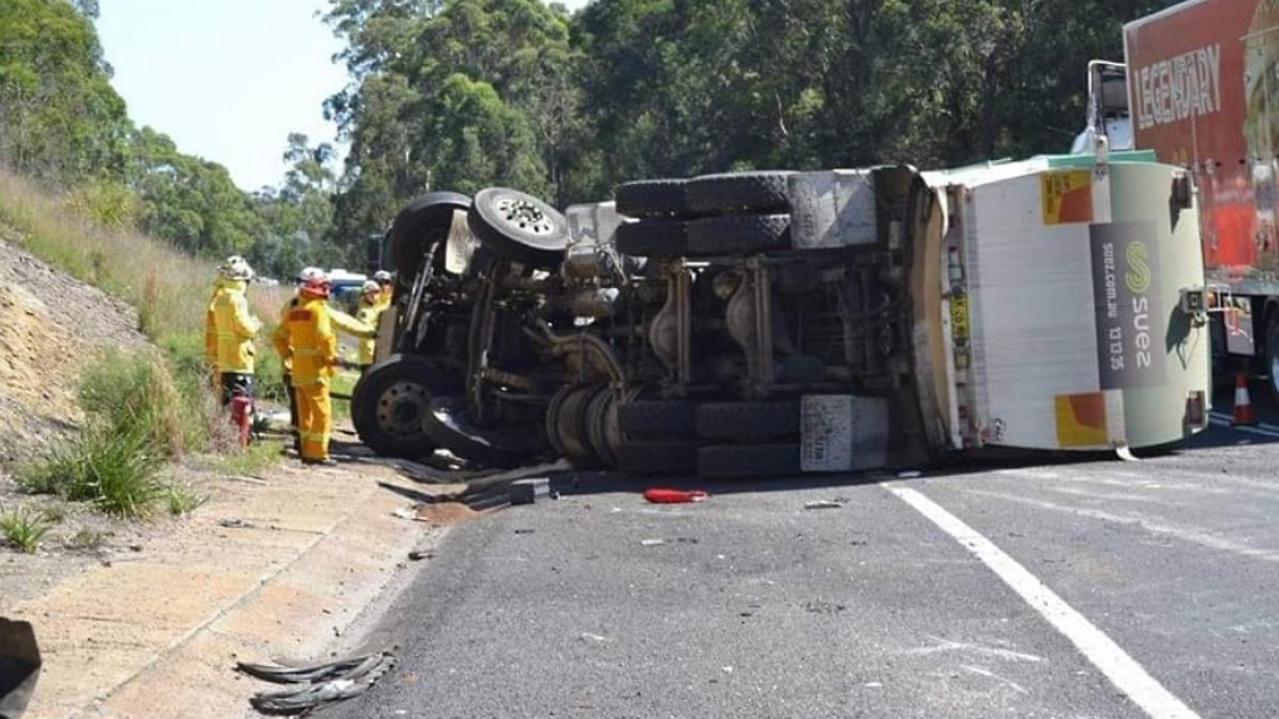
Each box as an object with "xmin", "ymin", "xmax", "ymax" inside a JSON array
[{"xmin": 7, "ymin": 459, "xmax": 459, "ymax": 719}]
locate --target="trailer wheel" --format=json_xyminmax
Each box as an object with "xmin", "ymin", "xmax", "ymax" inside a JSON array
[
  {"xmin": 615, "ymin": 219, "xmax": 689, "ymax": 257},
  {"xmin": 695, "ymin": 401, "xmax": 800, "ymax": 441},
  {"xmin": 352, "ymin": 354, "xmax": 460, "ymax": 459},
  {"xmin": 697, "ymin": 443, "xmax": 801, "ymax": 479},
  {"xmin": 423, "ymin": 396, "xmax": 543, "ymax": 468},
  {"xmin": 615, "ymin": 179, "xmax": 691, "ymax": 218},
  {"xmin": 617, "ymin": 439, "xmax": 699, "ymax": 475},
  {"xmin": 617, "ymin": 399, "xmax": 695, "ymax": 438},
  {"xmin": 545, "ymin": 384, "xmax": 603, "ymax": 468},
  {"xmin": 469, "ymin": 187, "xmax": 570, "ymax": 268},
  {"xmin": 686, "ymin": 214, "xmax": 791, "ymax": 255},
  {"xmin": 389, "ymin": 192, "xmax": 471, "ymax": 293},
  {"xmin": 686, "ymin": 172, "xmax": 794, "ymax": 215}
]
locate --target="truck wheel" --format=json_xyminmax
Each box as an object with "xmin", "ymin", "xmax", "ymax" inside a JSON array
[
  {"xmin": 686, "ymin": 214, "xmax": 791, "ymax": 255},
  {"xmin": 695, "ymin": 401, "xmax": 800, "ymax": 441},
  {"xmin": 352, "ymin": 354, "xmax": 460, "ymax": 459},
  {"xmin": 546, "ymin": 384, "xmax": 603, "ymax": 468},
  {"xmin": 686, "ymin": 172, "xmax": 793, "ymax": 215},
  {"xmin": 615, "ymin": 179, "xmax": 690, "ymax": 218},
  {"xmin": 697, "ymin": 443, "xmax": 800, "ymax": 479},
  {"xmin": 1266, "ymin": 313, "xmax": 1279, "ymax": 403},
  {"xmin": 469, "ymin": 187, "xmax": 569, "ymax": 268},
  {"xmin": 389, "ymin": 192, "xmax": 471, "ymax": 292},
  {"xmin": 584, "ymin": 386, "xmax": 623, "ymax": 468},
  {"xmin": 615, "ymin": 219, "xmax": 688, "ymax": 257},
  {"xmin": 617, "ymin": 399, "xmax": 695, "ymax": 438},
  {"xmin": 423, "ymin": 396, "xmax": 543, "ymax": 468},
  {"xmin": 617, "ymin": 440, "xmax": 698, "ymax": 475}
]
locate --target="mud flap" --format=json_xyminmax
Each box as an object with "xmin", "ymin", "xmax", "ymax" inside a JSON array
[
  {"xmin": 0, "ymin": 618, "xmax": 41, "ymax": 719},
  {"xmin": 799, "ymin": 395, "xmax": 889, "ymax": 473}
]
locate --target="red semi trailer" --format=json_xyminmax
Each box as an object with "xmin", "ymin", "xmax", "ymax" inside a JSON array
[{"xmin": 1083, "ymin": 0, "xmax": 1279, "ymax": 397}]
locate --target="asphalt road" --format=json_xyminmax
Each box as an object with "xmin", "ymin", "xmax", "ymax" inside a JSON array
[{"xmin": 331, "ymin": 396, "xmax": 1279, "ymax": 719}]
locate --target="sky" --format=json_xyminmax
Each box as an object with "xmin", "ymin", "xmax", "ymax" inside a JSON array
[{"xmin": 96, "ymin": 0, "xmax": 590, "ymax": 193}]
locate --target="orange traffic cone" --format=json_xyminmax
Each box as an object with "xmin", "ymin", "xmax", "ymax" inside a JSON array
[{"xmin": 1233, "ymin": 372, "xmax": 1257, "ymax": 426}]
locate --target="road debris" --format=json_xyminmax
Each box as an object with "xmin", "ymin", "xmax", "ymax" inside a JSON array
[
  {"xmin": 237, "ymin": 651, "xmax": 395, "ymax": 715},
  {"xmin": 897, "ymin": 470, "xmax": 922, "ymax": 479},
  {"xmin": 579, "ymin": 632, "xmax": 612, "ymax": 643},
  {"xmin": 644, "ymin": 488, "xmax": 709, "ymax": 504},
  {"xmin": 514, "ymin": 528, "xmax": 535, "ymax": 535},
  {"xmin": 391, "ymin": 507, "xmax": 417, "ymax": 521},
  {"xmin": 804, "ymin": 499, "xmax": 843, "ymax": 510},
  {"xmin": 640, "ymin": 538, "xmax": 666, "ymax": 547},
  {"xmin": 407, "ymin": 550, "xmax": 433, "ymax": 561},
  {"xmin": 510, "ymin": 478, "xmax": 550, "ymax": 505},
  {"xmin": 218, "ymin": 518, "xmax": 255, "ymax": 529}
]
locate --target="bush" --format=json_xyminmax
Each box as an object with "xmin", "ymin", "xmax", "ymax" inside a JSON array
[
  {"xmin": 166, "ymin": 484, "xmax": 207, "ymax": 516},
  {"xmin": 79, "ymin": 349, "xmax": 198, "ymax": 458},
  {"xmin": 18, "ymin": 427, "xmax": 165, "ymax": 518},
  {"xmin": 0, "ymin": 508, "xmax": 52, "ymax": 553},
  {"xmin": 65, "ymin": 180, "xmax": 141, "ymax": 231}
]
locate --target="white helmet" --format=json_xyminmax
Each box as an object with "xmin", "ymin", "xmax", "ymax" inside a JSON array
[
  {"xmin": 361, "ymin": 280, "xmax": 381, "ymax": 295},
  {"xmin": 295, "ymin": 266, "xmax": 325, "ymax": 284},
  {"xmin": 220, "ymin": 255, "xmax": 254, "ymax": 281},
  {"xmin": 373, "ymin": 270, "xmax": 393, "ymax": 284}
]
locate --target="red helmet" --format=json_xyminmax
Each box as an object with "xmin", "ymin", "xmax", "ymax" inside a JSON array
[{"xmin": 299, "ymin": 276, "xmax": 331, "ymax": 299}]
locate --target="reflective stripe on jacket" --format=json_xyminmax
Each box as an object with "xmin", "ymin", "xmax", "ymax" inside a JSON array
[{"xmin": 287, "ymin": 296, "xmax": 338, "ymax": 386}]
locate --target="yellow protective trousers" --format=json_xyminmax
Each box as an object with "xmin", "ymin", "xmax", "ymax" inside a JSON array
[{"xmin": 296, "ymin": 382, "xmax": 332, "ymax": 461}]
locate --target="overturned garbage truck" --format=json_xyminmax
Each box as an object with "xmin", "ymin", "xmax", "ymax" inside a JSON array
[{"xmin": 350, "ymin": 152, "xmax": 1211, "ymax": 476}]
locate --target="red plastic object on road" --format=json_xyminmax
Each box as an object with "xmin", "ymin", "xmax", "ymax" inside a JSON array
[
  {"xmin": 644, "ymin": 488, "xmax": 709, "ymax": 504},
  {"xmin": 1232, "ymin": 372, "xmax": 1257, "ymax": 427}
]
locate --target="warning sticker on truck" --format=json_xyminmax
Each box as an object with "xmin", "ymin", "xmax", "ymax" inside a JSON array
[{"xmin": 1041, "ymin": 170, "xmax": 1094, "ymax": 225}]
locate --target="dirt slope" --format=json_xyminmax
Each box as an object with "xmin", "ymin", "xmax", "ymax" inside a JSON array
[{"xmin": 0, "ymin": 227, "xmax": 146, "ymax": 464}]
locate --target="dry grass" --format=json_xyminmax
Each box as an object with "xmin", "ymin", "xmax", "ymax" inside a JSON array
[{"xmin": 0, "ymin": 169, "xmax": 213, "ymax": 341}]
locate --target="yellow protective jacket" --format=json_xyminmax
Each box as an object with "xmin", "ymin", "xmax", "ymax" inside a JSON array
[
  {"xmin": 354, "ymin": 298, "xmax": 385, "ymax": 365},
  {"xmin": 204, "ymin": 286, "xmax": 220, "ymax": 370},
  {"xmin": 286, "ymin": 296, "xmax": 339, "ymax": 386},
  {"xmin": 271, "ymin": 295, "xmax": 301, "ymax": 373},
  {"xmin": 212, "ymin": 279, "xmax": 261, "ymax": 374},
  {"xmin": 377, "ymin": 285, "xmax": 393, "ymax": 311}
]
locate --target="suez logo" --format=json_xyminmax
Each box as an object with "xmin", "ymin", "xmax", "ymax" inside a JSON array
[
  {"xmin": 1092, "ymin": 223, "xmax": 1164, "ymax": 388},
  {"xmin": 1133, "ymin": 43, "xmax": 1222, "ymax": 131}
]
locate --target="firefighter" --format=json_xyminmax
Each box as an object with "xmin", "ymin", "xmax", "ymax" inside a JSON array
[
  {"xmin": 272, "ymin": 267, "xmax": 325, "ymax": 452},
  {"xmin": 373, "ymin": 270, "xmax": 394, "ymax": 310},
  {"xmin": 354, "ymin": 280, "xmax": 385, "ymax": 374},
  {"xmin": 284, "ymin": 275, "xmax": 341, "ymax": 465},
  {"xmin": 211, "ymin": 256, "xmax": 261, "ymax": 408}
]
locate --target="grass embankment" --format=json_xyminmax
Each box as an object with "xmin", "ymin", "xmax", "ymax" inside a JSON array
[{"xmin": 0, "ymin": 169, "xmax": 289, "ymax": 541}]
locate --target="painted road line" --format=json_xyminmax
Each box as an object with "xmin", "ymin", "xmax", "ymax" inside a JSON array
[
  {"xmin": 885, "ymin": 485, "xmax": 1201, "ymax": 719},
  {"xmin": 1208, "ymin": 417, "xmax": 1279, "ymax": 439}
]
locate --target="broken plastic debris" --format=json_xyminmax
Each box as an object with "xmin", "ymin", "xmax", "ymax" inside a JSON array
[
  {"xmin": 804, "ymin": 500, "xmax": 843, "ymax": 510},
  {"xmin": 391, "ymin": 507, "xmax": 416, "ymax": 520},
  {"xmin": 238, "ymin": 651, "xmax": 395, "ymax": 714},
  {"xmin": 218, "ymin": 518, "xmax": 254, "ymax": 529},
  {"xmin": 579, "ymin": 632, "xmax": 611, "ymax": 643},
  {"xmin": 1116, "ymin": 444, "xmax": 1139, "ymax": 462},
  {"xmin": 640, "ymin": 539, "xmax": 666, "ymax": 547},
  {"xmin": 643, "ymin": 488, "xmax": 709, "ymax": 504}
]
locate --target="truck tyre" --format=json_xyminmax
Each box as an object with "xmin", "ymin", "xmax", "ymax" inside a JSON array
[
  {"xmin": 617, "ymin": 440, "xmax": 698, "ymax": 475},
  {"xmin": 352, "ymin": 354, "xmax": 461, "ymax": 459},
  {"xmin": 615, "ymin": 179, "xmax": 690, "ymax": 218},
  {"xmin": 389, "ymin": 192, "xmax": 471, "ymax": 292},
  {"xmin": 617, "ymin": 399, "xmax": 695, "ymax": 438},
  {"xmin": 469, "ymin": 187, "xmax": 570, "ymax": 268},
  {"xmin": 615, "ymin": 219, "xmax": 688, "ymax": 257},
  {"xmin": 686, "ymin": 172, "xmax": 793, "ymax": 215},
  {"xmin": 695, "ymin": 401, "xmax": 800, "ymax": 441},
  {"xmin": 423, "ymin": 396, "xmax": 543, "ymax": 468},
  {"xmin": 686, "ymin": 214, "xmax": 791, "ymax": 255},
  {"xmin": 697, "ymin": 443, "xmax": 800, "ymax": 478},
  {"xmin": 1266, "ymin": 312, "xmax": 1279, "ymax": 403}
]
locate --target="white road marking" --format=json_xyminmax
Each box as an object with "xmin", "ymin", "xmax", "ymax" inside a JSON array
[
  {"xmin": 885, "ymin": 485, "xmax": 1201, "ymax": 719},
  {"xmin": 959, "ymin": 487, "xmax": 1279, "ymax": 563}
]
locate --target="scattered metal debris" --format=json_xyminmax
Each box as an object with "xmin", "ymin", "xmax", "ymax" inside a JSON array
[
  {"xmin": 804, "ymin": 500, "xmax": 843, "ymax": 510},
  {"xmin": 510, "ymin": 478, "xmax": 550, "ymax": 505},
  {"xmin": 238, "ymin": 651, "xmax": 395, "ymax": 715}
]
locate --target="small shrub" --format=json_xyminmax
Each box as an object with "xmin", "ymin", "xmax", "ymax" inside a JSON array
[
  {"xmin": 79, "ymin": 349, "xmax": 190, "ymax": 458},
  {"xmin": 213, "ymin": 439, "xmax": 282, "ymax": 477},
  {"xmin": 18, "ymin": 427, "xmax": 165, "ymax": 519},
  {"xmin": 166, "ymin": 484, "xmax": 207, "ymax": 516},
  {"xmin": 65, "ymin": 180, "xmax": 140, "ymax": 231},
  {"xmin": 0, "ymin": 509, "xmax": 52, "ymax": 553}
]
